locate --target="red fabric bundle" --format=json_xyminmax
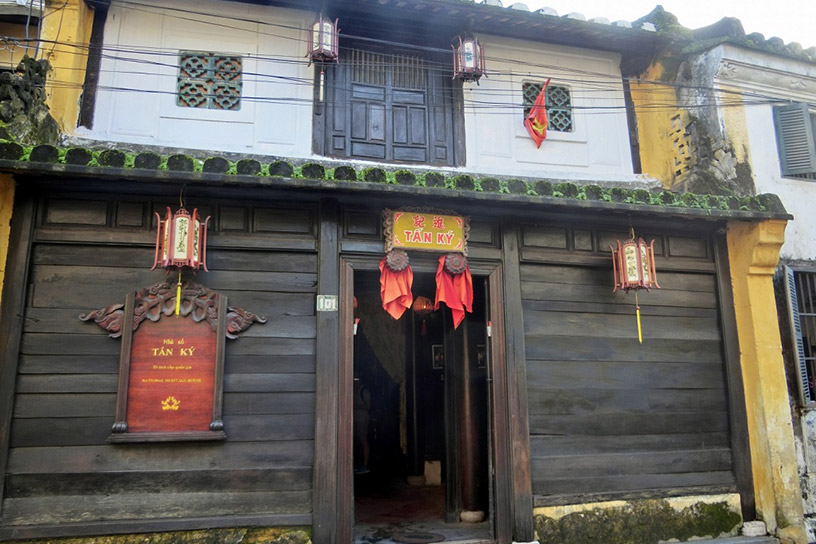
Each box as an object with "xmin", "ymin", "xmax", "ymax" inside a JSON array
[
  {"xmin": 379, "ymin": 257, "xmax": 414, "ymax": 320},
  {"xmin": 524, "ymin": 78, "xmax": 551, "ymax": 148},
  {"xmin": 434, "ymin": 255, "xmax": 473, "ymax": 329}
]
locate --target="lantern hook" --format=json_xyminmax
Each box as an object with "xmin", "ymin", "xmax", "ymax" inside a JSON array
[{"xmin": 179, "ymin": 184, "xmax": 187, "ymax": 210}]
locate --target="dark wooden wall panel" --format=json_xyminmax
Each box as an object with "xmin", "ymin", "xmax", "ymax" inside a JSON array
[
  {"xmin": 1, "ymin": 195, "xmax": 318, "ymax": 529},
  {"xmin": 521, "ymin": 247, "xmax": 735, "ymax": 501}
]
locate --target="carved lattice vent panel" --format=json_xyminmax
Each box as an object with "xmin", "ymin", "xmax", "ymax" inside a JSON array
[
  {"xmin": 522, "ymin": 81, "xmax": 573, "ymax": 132},
  {"xmin": 669, "ymin": 112, "xmax": 695, "ymax": 179},
  {"xmin": 177, "ymin": 52, "xmax": 242, "ymax": 110}
]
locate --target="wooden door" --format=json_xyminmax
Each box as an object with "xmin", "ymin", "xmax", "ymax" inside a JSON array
[{"xmin": 322, "ymin": 48, "xmax": 455, "ymax": 166}]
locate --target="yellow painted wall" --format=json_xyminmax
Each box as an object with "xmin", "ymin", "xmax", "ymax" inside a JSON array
[
  {"xmin": 629, "ymin": 62, "xmax": 683, "ymax": 188},
  {"xmin": 0, "ymin": 22, "xmax": 36, "ymax": 71},
  {"xmin": 41, "ymin": 0, "xmax": 95, "ymax": 133},
  {"xmin": 0, "ymin": 174, "xmax": 14, "ymax": 310},
  {"xmin": 727, "ymin": 219, "xmax": 807, "ymax": 544}
]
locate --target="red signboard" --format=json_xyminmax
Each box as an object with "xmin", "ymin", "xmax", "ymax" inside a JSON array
[
  {"xmin": 81, "ymin": 280, "xmax": 266, "ymax": 442},
  {"xmin": 127, "ymin": 316, "xmax": 216, "ymax": 433}
]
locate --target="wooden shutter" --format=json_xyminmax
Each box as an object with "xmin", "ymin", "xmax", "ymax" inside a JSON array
[
  {"xmin": 773, "ymin": 103, "xmax": 816, "ymax": 176},
  {"xmin": 318, "ymin": 48, "xmax": 455, "ymax": 166},
  {"xmin": 784, "ymin": 265, "xmax": 813, "ymax": 404}
]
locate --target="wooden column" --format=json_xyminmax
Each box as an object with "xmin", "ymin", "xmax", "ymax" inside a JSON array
[
  {"xmin": 0, "ymin": 186, "xmax": 35, "ymax": 514},
  {"xmin": 407, "ymin": 315, "xmax": 424, "ymax": 480},
  {"xmin": 313, "ymin": 199, "xmax": 341, "ymax": 543},
  {"xmin": 459, "ymin": 320, "xmax": 481, "ymax": 517},
  {"xmin": 713, "ymin": 228, "xmax": 755, "ymax": 520},
  {"xmin": 500, "ymin": 222, "xmax": 534, "ymax": 542},
  {"xmin": 488, "ymin": 265, "xmax": 513, "ymax": 543}
]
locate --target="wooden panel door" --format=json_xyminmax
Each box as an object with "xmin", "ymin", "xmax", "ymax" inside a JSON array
[{"xmin": 323, "ymin": 48, "xmax": 455, "ymax": 166}]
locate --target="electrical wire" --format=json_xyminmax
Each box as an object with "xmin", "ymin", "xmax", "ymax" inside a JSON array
[
  {"xmin": 19, "ymin": 35, "xmax": 808, "ymax": 113},
  {"xmin": 2, "ymin": 0, "xmax": 811, "ymax": 119}
]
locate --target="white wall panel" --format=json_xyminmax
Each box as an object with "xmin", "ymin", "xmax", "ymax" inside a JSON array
[
  {"xmin": 87, "ymin": 0, "xmax": 313, "ymax": 158},
  {"xmin": 464, "ymin": 37, "xmax": 635, "ymax": 181}
]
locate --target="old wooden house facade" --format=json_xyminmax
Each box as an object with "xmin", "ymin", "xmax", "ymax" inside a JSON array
[{"xmin": 0, "ymin": 1, "xmax": 806, "ymax": 543}]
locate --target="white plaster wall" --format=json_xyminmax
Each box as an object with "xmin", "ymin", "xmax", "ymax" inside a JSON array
[
  {"xmin": 86, "ymin": 1, "xmax": 642, "ymax": 181},
  {"xmin": 712, "ymin": 44, "xmax": 816, "ymax": 261},
  {"xmin": 463, "ymin": 37, "xmax": 636, "ymax": 181},
  {"xmin": 85, "ymin": 0, "xmax": 314, "ymax": 158},
  {"xmin": 746, "ymin": 104, "xmax": 816, "ymax": 261}
]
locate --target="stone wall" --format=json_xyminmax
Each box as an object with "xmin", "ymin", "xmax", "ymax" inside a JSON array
[
  {"xmin": 12, "ymin": 527, "xmax": 311, "ymax": 544},
  {"xmin": 534, "ymin": 495, "xmax": 742, "ymax": 544}
]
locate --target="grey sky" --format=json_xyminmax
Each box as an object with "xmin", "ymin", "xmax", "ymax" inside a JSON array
[{"xmin": 519, "ymin": 1, "xmax": 815, "ymax": 49}]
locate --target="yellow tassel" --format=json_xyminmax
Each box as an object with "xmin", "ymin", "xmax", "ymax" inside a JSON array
[
  {"xmin": 175, "ymin": 272, "xmax": 182, "ymax": 316},
  {"xmin": 636, "ymin": 306, "xmax": 643, "ymax": 344}
]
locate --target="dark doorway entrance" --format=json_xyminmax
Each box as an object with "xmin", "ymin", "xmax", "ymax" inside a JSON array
[{"xmin": 352, "ymin": 270, "xmax": 491, "ymax": 541}]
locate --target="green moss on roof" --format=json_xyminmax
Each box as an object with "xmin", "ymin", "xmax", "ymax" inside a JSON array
[{"xmin": 0, "ymin": 142, "xmax": 787, "ymax": 217}]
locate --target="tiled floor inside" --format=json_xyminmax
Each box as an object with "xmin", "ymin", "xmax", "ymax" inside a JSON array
[{"xmin": 353, "ymin": 475, "xmax": 491, "ymax": 543}]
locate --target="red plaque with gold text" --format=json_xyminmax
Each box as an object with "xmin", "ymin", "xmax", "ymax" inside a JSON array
[
  {"xmin": 80, "ymin": 280, "xmax": 265, "ymax": 442},
  {"xmin": 127, "ymin": 317, "xmax": 216, "ymax": 433}
]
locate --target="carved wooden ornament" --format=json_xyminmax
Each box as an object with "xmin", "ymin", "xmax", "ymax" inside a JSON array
[{"xmin": 80, "ymin": 280, "xmax": 265, "ymax": 442}]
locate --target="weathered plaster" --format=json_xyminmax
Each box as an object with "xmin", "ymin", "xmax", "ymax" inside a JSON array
[
  {"xmin": 633, "ymin": 49, "xmax": 757, "ymax": 197},
  {"xmin": 630, "ymin": 62, "xmax": 679, "ymax": 187},
  {"xmin": 728, "ymin": 219, "xmax": 807, "ymax": 544},
  {"xmin": 0, "ymin": 173, "xmax": 12, "ymax": 310},
  {"xmin": 534, "ymin": 493, "xmax": 741, "ymax": 520},
  {"xmin": 533, "ymin": 494, "xmax": 743, "ymax": 544},
  {"xmin": 41, "ymin": 0, "xmax": 94, "ymax": 133}
]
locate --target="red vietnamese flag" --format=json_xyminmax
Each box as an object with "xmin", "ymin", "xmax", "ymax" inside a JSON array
[{"xmin": 524, "ymin": 78, "xmax": 551, "ymax": 148}]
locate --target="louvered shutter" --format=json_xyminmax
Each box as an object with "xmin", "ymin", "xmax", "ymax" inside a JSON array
[
  {"xmin": 773, "ymin": 103, "xmax": 816, "ymax": 176},
  {"xmin": 784, "ymin": 265, "xmax": 812, "ymax": 404}
]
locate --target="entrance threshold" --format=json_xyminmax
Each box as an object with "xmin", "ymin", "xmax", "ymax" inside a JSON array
[{"xmin": 354, "ymin": 520, "xmax": 492, "ymax": 544}]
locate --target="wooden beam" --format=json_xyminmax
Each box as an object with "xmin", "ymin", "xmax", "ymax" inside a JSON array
[
  {"xmin": 312, "ymin": 199, "xmax": 341, "ymax": 543},
  {"xmin": 337, "ymin": 258, "xmax": 354, "ymax": 543},
  {"xmin": 0, "ymin": 186, "xmax": 35, "ymax": 514},
  {"xmin": 713, "ymin": 227, "xmax": 755, "ymax": 520},
  {"xmin": 77, "ymin": 2, "xmax": 109, "ymax": 129},
  {"xmin": 488, "ymin": 264, "xmax": 513, "ymax": 543},
  {"xmin": 500, "ymin": 222, "xmax": 534, "ymax": 541}
]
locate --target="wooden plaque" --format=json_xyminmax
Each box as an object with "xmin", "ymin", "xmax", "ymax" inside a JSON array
[
  {"xmin": 384, "ymin": 208, "xmax": 470, "ymax": 255},
  {"xmin": 80, "ymin": 281, "xmax": 265, "ymax": 442}
]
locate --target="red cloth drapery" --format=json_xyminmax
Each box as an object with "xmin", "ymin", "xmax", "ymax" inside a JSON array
[
  {"xmin": 434, "ymin": 255, "xmax": 473, "ymax": 329},
  {"xmin": 379, "ymin": 257, "xmax": 414, "ymax": 320},
  {"xmin": 524, "ymin": 78, "xmax": 551, "ymax": 148}
]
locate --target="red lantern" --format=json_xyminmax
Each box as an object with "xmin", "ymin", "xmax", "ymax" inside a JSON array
[
  {"xmin": 152, "ymin": 207, "xmax": 210, "ymax": 272},
  {"xmin": 308, "ymin": 14, "xmax": 339, "ymax": 64},
  {"xmin": 610, "ymin": 237, "xmax": 659, "ymax": 292},
  {"xmin": 452, "ymin": 35, "xmax": 486, "ymax": 82},
  {"xmin": 412, "ymin": 296, "xmax": 434, "ymax": 315},
  {"xmin": 610, "ymin": 235, "xmax": 659, "ymax": 344}
]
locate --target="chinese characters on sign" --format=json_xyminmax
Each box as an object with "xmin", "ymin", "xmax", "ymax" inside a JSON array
[{"xmin": 389, "ymin": 211, "xmax": 466, "ymax": 253}]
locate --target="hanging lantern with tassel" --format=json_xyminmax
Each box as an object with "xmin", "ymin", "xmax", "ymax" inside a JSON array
[
  {"xmin": 152, "ymin": 206, "xmax": 211, "ymax": 315},
  {"xmin": 452, "ymin": 35, "xmax": 486, "ymax": 83},
  {"xmin": 412, "ymin": 295, "xmax": 434, "ymax": 336},
  {"xmin": 307, "ymin": 13, "xmax": 339, "ymax": 65},
  {"xmin": 610, "ymin": 229, "xmax": 659, "ymax": 344}
]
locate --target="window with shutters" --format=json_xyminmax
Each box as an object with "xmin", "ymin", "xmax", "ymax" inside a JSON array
[
  {"xmin": 177, "ymin": 52, "xmax": 242, "ymax": 111},
  {"xmin": 316, "ymin": 47, "xmax": 459, "ymax": 166},
  {"xmin": 773, "ymin": 103, "xmax": 816, "ymax": 180},
  {"xmin": 522, "ymin": 81, "xmax": 574, "ymax": 133},
  {"xmin": 781, "ymin": 266, "xmax": 816, "ymax": 405}
]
